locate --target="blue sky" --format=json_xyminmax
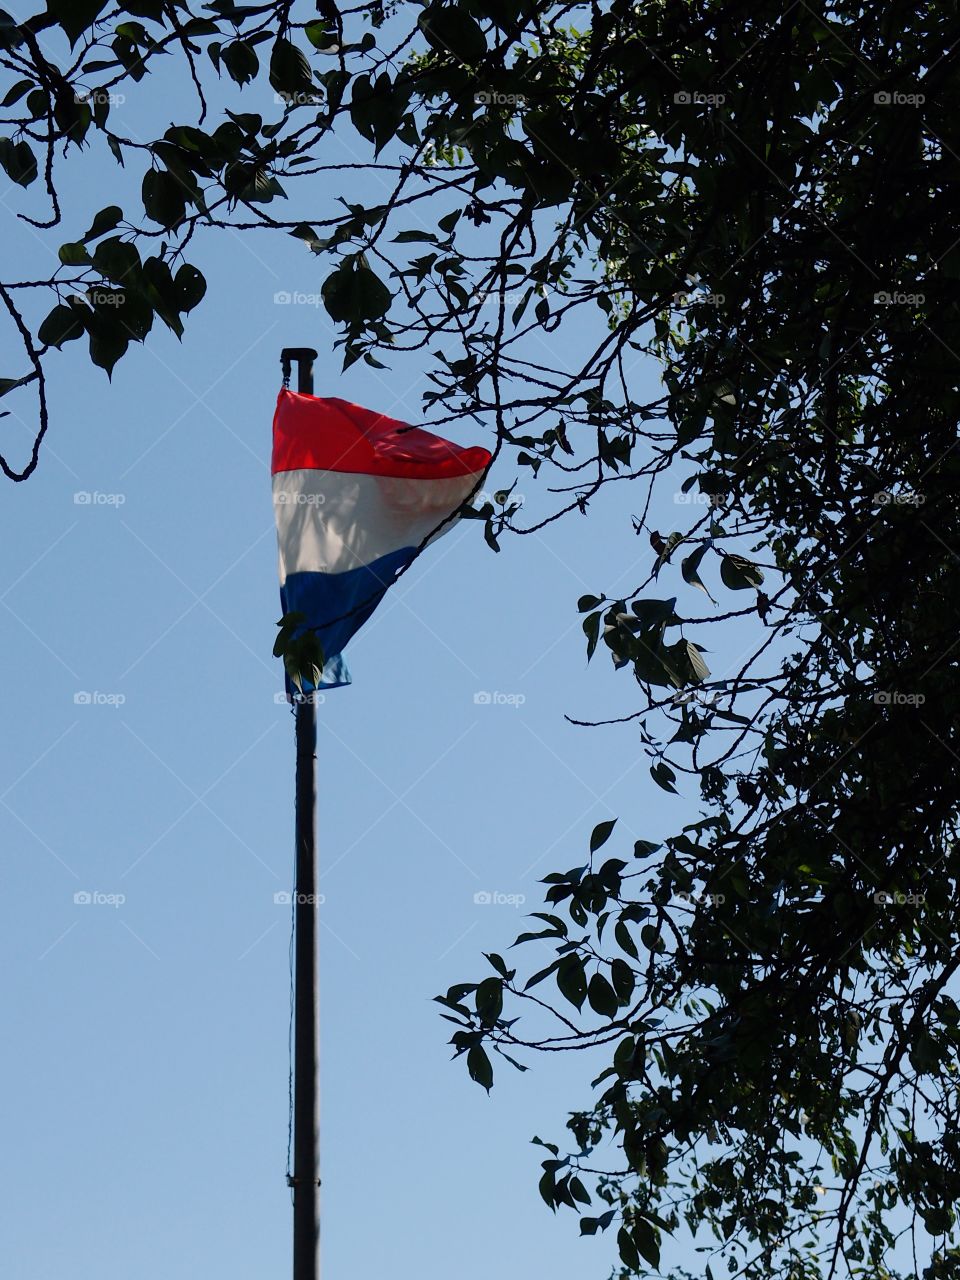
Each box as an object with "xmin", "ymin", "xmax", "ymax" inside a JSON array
[{"xmin": 0, "ymin": 24, "xmax": 765, "ymax": 1279}]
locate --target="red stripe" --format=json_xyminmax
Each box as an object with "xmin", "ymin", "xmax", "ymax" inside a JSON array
[{"xmin": 271, "ymin": 390, "xmax": 491, "ymax": 479}]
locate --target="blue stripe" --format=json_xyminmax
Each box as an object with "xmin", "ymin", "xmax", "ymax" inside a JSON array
[{"xmin": 280, "ymin": 546, "xmax": 417, "ymax": 690}]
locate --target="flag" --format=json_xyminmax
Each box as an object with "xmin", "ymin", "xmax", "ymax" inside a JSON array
[{"xmin": 272, "ymin": 389, "xmax": 491, "ymax": 688}]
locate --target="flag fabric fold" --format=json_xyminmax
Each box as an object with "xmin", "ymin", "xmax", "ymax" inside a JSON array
[{"xmin": 272, "ymin": 389, "xmax": 491, "ymax": 689}]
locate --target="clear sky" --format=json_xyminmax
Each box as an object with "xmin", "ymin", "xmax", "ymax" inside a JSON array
[{"xmin": 0, "ymin": 26, "xmax": 761, "ymax": 1279}]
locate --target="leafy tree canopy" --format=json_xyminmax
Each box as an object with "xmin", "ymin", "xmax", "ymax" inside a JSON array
[{"xmin": 3, "ymin": 1, "xmax": 960, "ymax": 1277}]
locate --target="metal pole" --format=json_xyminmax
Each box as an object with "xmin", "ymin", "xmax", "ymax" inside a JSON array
[{"xmin": 282, "ymin": 347, "xmax": 321, "ymax": 1280}]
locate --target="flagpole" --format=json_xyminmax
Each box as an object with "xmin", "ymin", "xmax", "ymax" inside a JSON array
[{"xmin": 282, "ymin": 346, "xmax": 321, "ymax": 1280}]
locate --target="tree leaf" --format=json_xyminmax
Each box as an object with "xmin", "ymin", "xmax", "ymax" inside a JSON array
[
  {"xmin": 587, "ymin": 972, "xmax": 619, "ymax": 1018},
  {"xmin": 556, "ymin": 954, "xmax": 587, "ymax": 1010},
  {"xmin": 681, "ymin": 542, "xmax": 718, "ymax": 603},
  {"xmin": 418, "ymin": 5, "xmax": 487, "ymax": 63},
  {"xmin": 720, "ymin": 552, "xmax": 765, "ymax": 590},
  {"xmin": 467, "ymin": 1044, "xmax": 493, "ymax": 1091},
  {"xmin": 590, "ymin": 818, "xmax": 617, "ymax": 853},
  {"xmin": 37, "ymin": 304, "xmax": 85, "ymax": 348},
  {"xmin": 82, "ymin": 205, "xmax": 123, "ymax": 242}
]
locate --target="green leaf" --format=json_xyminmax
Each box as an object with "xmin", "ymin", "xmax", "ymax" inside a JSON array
[
  {"xmin": 475, "ymin": 976, "xmax": 503, "ymax": 1025},
  {"xmin": 2, "ymin": 79, "xmax": 33, "ymax": 108},
  {"xmin": 83, "ymin": 205, "xmax": 123, "ymax": 242},
  {"xmin": 557, "ymin": 954, "xmax": 588, "ymax": 1010},
  {"xmin": 634, "ymin": 1219, "xmax": 661, "ymax": 1268},
  {"xmin": 610, "ymin": 958, "xmax": 635, "ymax": 1005},
  {"xmin": 418, "ymin": 5, "xmax": 487, "ymax": 63},
  {"xmin": 88, "ymin": 324, "xmax": 129, "ymax": 377},
  {"xmin": 37, "ymin": 304, "xmax": 85, "ymax": 348},
  {"xmin": 681, "ymin": 542, "xmax": 718, "ymax": 603},
  {"xmin": 174, "ymin": 264, "xmax": 206, "ymax": 312},
  {"xmin": 304, "ymin": 19, "xmax": 338, "ymax": 52},
  {"xmin": 587, "ymin": 972, "xmax": 619, "ymax": 1018},
  {"xmin": 631, "ymin": 597, "xmax": 677, "ymax": 629},
  {"xmin": 467, "ymin": 1044, "xmax": 493, "ymax": 1091},
  {"xmin": 269, "ymin": 36, "xmax": 314, "ymax": 98},
  {"xmin": 92, "ymin": 236, "xmax": 141, "ymax": 285},
  {"xmin": 582, "ymin": 611, "xmax": 601, "ymax": 662},
  {"xmin": 46, "ymin": 0, "xmax": 110, "ymax": 45},
  {"xmin": 617, "ymin": 1226, "xmax": 641, "ymax": 1272},
  {"xmin": 393, "ymin": 230, "xmax": 439, "ymax": 244},
  {"xmin": 221, "ymin": 39, "xmax": 259, "ymax": 86},
  {"xmin": 578, "ymin": 593, "xmax": 603, "ymax": 612},
  {"xmin": 590, "ymin": 818, "xmax": 617, "ymax": 854},
  {"xmin": 634, "ymin": 839, "xmax": 661, "ymax": 858},
  {"xmin": 650, "ymin": 761, "xmax": 678, "ymax": 794},
  {"xmin": 615, "ymin": 920, "xmax": 639, "ymax": 960},
  {"xmin": 720, "ymin": 552, "xmax": 765, "ymax": 590},
  {"xmin": 322, "ymin": 257, "xmax": 392, "ymax": 325},
  {"xmin": 142, "ymin": 168, "xmax": 187, "ymax": 229},
  {"xmin": 58, "ymin": 242, "xmax": 91, "ymax": 266},
  {"xmin": 0, "ymin": 137, "xmax": 37, "ymax": 186}
]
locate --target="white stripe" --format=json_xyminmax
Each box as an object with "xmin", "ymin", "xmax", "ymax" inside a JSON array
[{"xmin": 273, "ymin": 468, "xmax": 481, "ymax": 581}]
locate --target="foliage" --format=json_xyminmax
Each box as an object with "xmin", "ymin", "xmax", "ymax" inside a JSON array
[{"xmin": 3, "ymin": 1, "xmax": 960, "ymax": 1277}]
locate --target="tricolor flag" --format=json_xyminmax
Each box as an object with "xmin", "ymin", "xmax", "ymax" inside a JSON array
[{"xmin": 272, "ymin": 389, "xmax": 491, "ymax": 688}]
